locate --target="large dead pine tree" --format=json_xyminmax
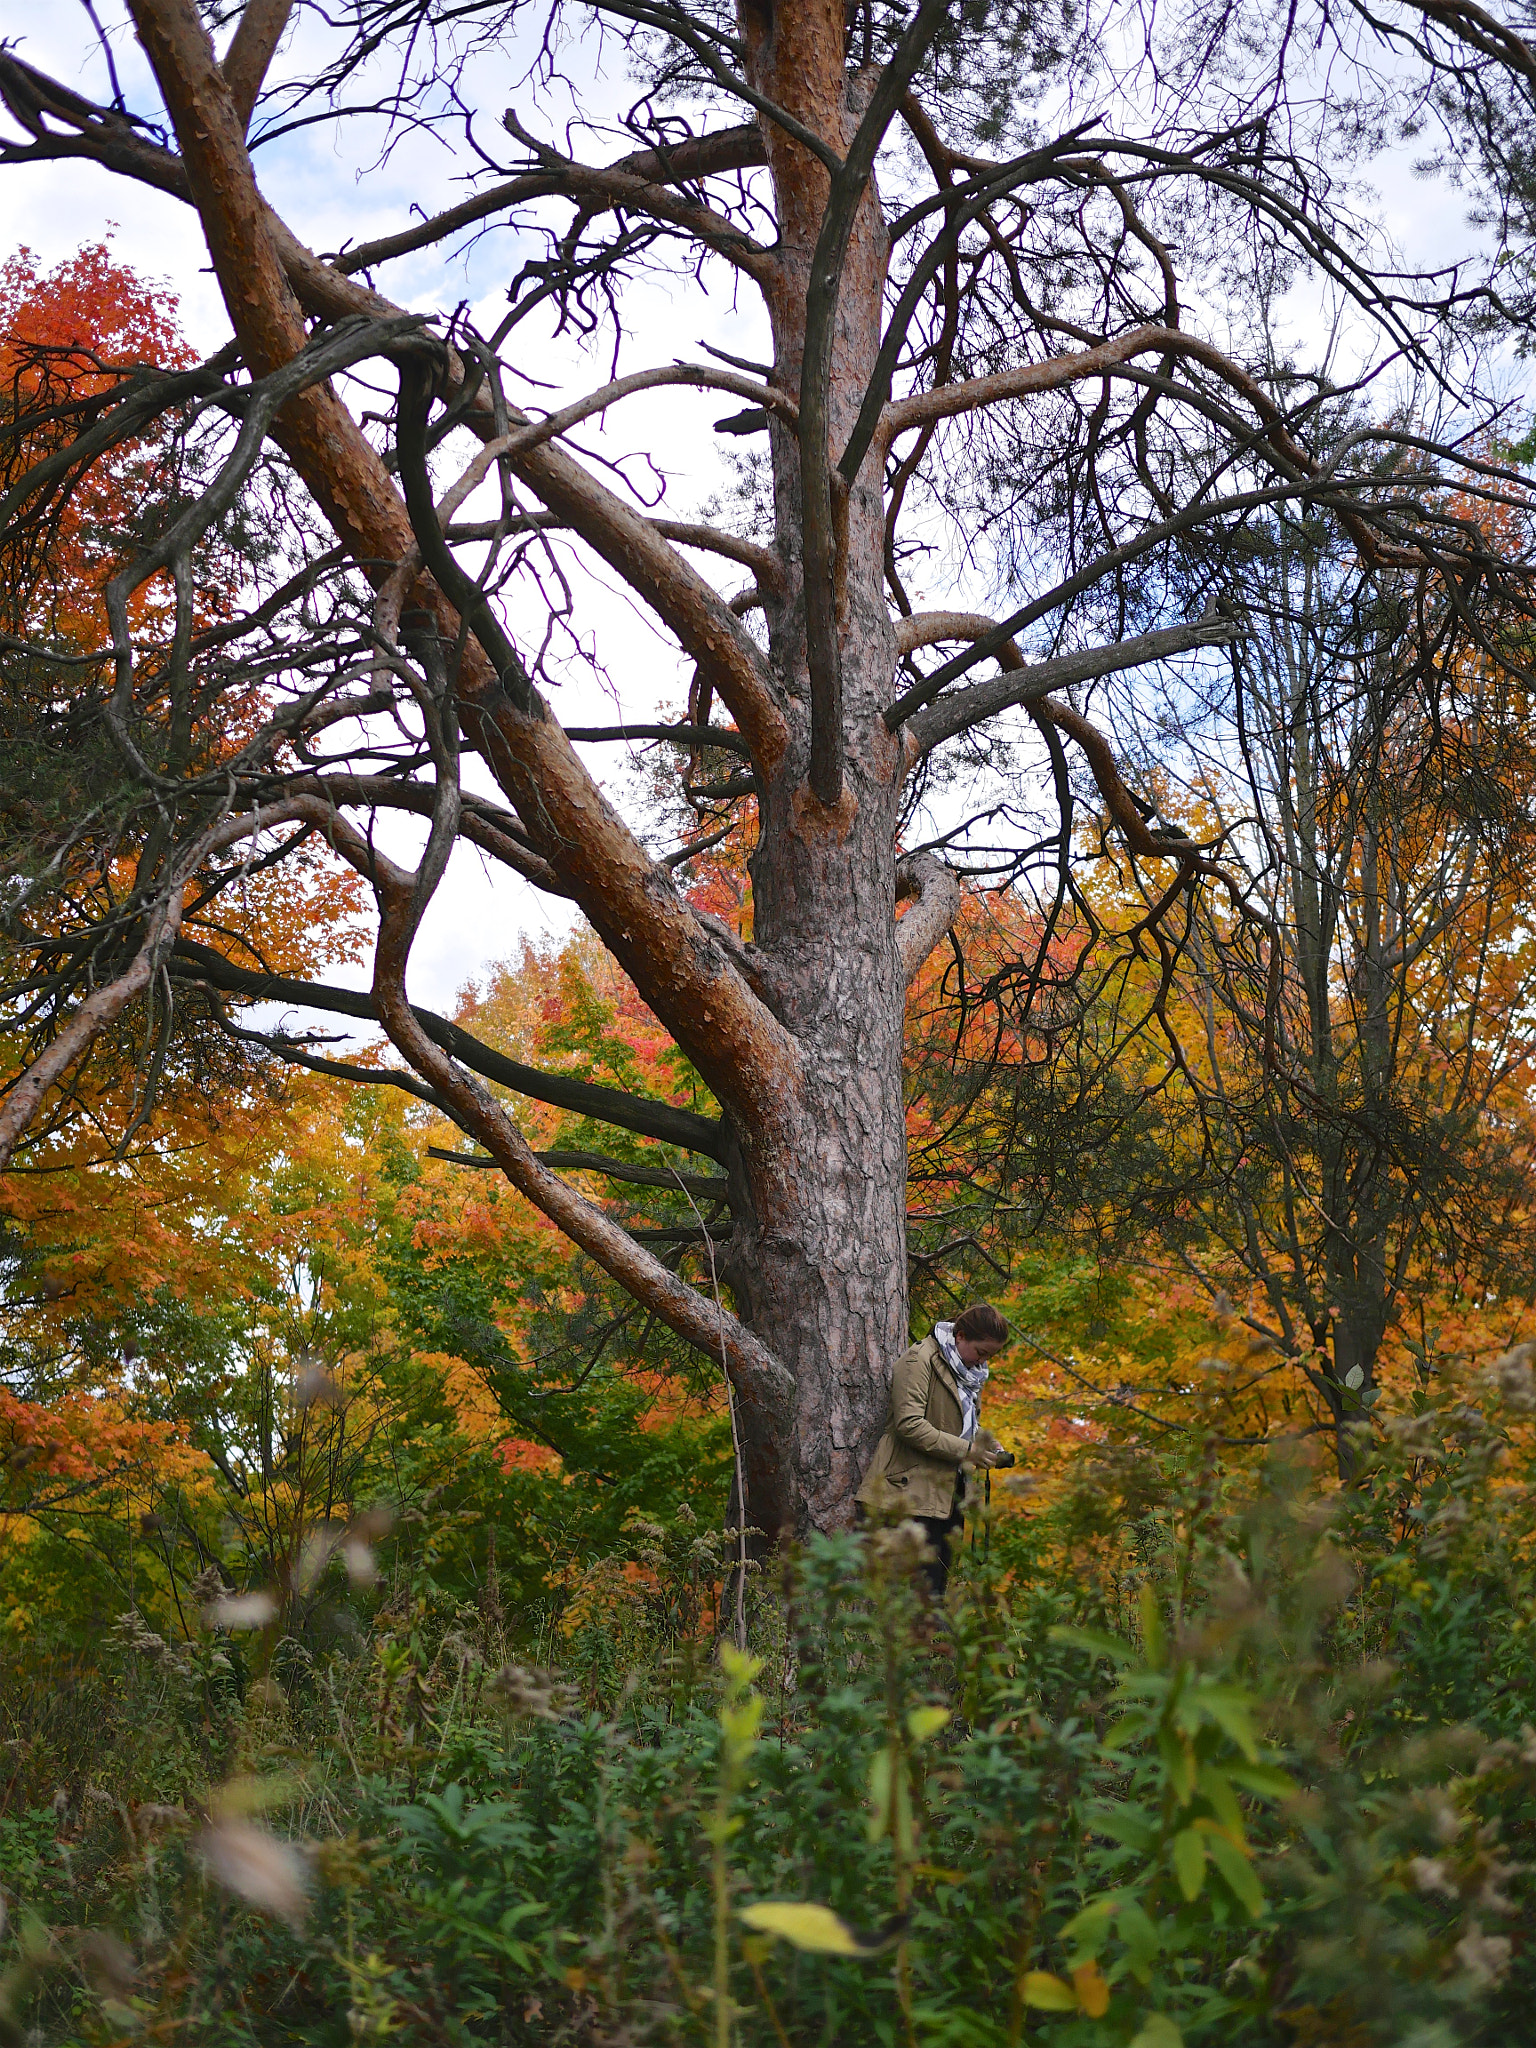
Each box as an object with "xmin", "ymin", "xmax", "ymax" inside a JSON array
[{"xmin": 1, "ymin": 0, "xmax": 1533, "ymax": 1532}]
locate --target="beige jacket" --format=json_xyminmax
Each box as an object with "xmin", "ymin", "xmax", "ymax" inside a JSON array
[{"xmin": 855, "ymin": 1333, "xmax": 974, "ymax": 1521}]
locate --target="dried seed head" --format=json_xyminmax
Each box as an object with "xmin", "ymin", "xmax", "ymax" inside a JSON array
[
  {"xmin": 1001, "ymin": 1471, "xmax": 1042, "ymax": 1497},
  {"xmin": 204, "ymin": 1591, "xmax": 278, "ymax": 1632},
  {"xmin": 1299, "ymin": 1546, "xmax": 1354, "ymax": 1611},
  {"xmin": 867, "ymin": 1520, "xmax": 932, "ymax": 1574},
  {"xmin": 295, "ymin": 1526, "xmax": 343, "ymax": 1594},
  {"xmin": 1424, "ymin": 1789, "xmax": 1465, "ymax": 1846},
  {"xmin": 199, "ymin": 1819, "xmax": 310, "ymax": 1931},
  {"xmin": 113, "ymin": 1610, "xmax": 172, "ymax": 1660},
  {"xmin": 341, "ymin": 1537, "xmax": 378, "ymax": 1588},
  {"xmin": 79, "ymin": 1930, "xmax": 135, "ymax": 1998},
  {"xmin": 1454, "ymin": 1922, "xmax": 1512, "ymax": 1986},
  {"xmin": 135, "ymin": 1804, "xmax": 187, "ymax": 1832},
  {"xmin": 1409, "ymin": 1855, "xmax": 1457, "ymax": 1898},
  {"xmin": 188, "ymin": 1566, "xmax": 227, "ymax": 1611},
  {"xmin": 487, "ymin": 1663, "xmax": 577, "ymax": 1721},
  {"xmin": 1480, "ymin": 1343, "xmax": 1536, "ymax": 1415},
  {"xmin": 294, "ymin": 1362, "xmax": 346, "ymax": 1410},
  {"xmin": 349, "ymin": 1505, "xmax": 395, "ymax": 1544}
]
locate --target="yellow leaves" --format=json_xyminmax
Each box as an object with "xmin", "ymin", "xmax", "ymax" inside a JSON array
[
  {"xmin": 906, "ymin": 1705, "xmax": 950, "ymax": 1746},
  {"xmin": 1129, "ymin": 2018, "xmax": 1184, "ymax": 2048},
  {"xmin": 420, "ymin": 1351, "xmax": 506, "ymax": 1443},
  {"xmin": 1021, "ymin": 1961, "xmax": 1112, "ymax": 2015},
  {"xmin": 738, "ymin": 1903, "xmax": 865, "ymax": 1955},
  {"xmin": 1020, "ymin": 1971, "xmax": 1077, "ymax": 2010},
  {"xmin": 1073, "ymin": 1962, "xmax": 1111, "ymax": 2016}
]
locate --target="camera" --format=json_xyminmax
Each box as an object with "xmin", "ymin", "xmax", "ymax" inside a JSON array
[{"xmin": 992, "ymin": 1449, "xmax": 1017, "ymax": 1469}]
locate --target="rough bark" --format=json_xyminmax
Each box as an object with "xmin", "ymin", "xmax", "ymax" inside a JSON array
[{"xmin": 698, "ymin": 0, "xmax": 917, "ymax": 1529}]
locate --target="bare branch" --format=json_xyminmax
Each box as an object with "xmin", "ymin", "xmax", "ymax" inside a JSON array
[
  {"xmin": 172, "ymin": 942, "xmax": 726, "ymax": 1158},
  {"xmin": 895, "ymin": 851, "xmax": 961, "ymax": 985},
  {"xmin": 336, "ymin": 120, "xmax": 767, "ymax": 275},
  {"xmin": 903, "ymin": 618, "xmax": 1243, "ymax": 758},
  {"xmin": 221, "ymin": 0, "xmax": 292, "ymax": 132},
  {"xmin": 432, "ymin": 1145, "xmax": 731, "ymax": 1200},
  {"xmin": 800, "ymin": 0, "xmax": 953, "ymax": 807},
  {"xmin": 499, "ymin": 109, "xmax": 776, "ymax": 286},
  {"xmin": 364, "ymin": 806, "xmax": 796, "ymax": 1526}
]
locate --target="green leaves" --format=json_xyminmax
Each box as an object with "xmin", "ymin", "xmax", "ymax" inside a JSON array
[
  {"xmin": 1204, "ymin": 1829, "xmax": 1264, "ymax": 1917},
  {"xmin": 1171, "ymin": 1826, "xmax": 1206, "ymax": 1901},
  {"xmin": 1048, "ymin": 1623, "xmax": 1139, "ymax": 1665},
  {"xmin": 1139, "ymin": 1582, "xmax": 1168, "ymax": 1670},
  {"xmin": 865, "ymin": 1705, "xmax": 947, "ymax": 1850},
  {"xmin": 1054, "ymin": 1574, "xmax": 1284, "ymax": 2007},
  {"xmin": 1129, "ymin": 2016, "xmax": 1184, "ymax": 2048},
  {"xmin": 718, "ymin": 1645, "xmax": 764, "ymax": 1765},
  {"xmin": 867, "ymin": 1742, "xmax": 916, "ymax": 1853}
]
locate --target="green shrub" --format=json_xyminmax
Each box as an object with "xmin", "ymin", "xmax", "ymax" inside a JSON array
[{"xmin": 6, "ymin": 1363, "xmax": 1536, "ymax": 2045}]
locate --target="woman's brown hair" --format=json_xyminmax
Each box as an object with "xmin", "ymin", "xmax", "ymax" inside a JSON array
[{"xmin": 952, "ymin": 1302, "xmax": 1009, "ymax": 1344}]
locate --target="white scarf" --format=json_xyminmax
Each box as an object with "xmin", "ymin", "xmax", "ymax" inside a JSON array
[{"xmin": 934, "ymin": 1321, "xmax": 988, "ymax": 1439}]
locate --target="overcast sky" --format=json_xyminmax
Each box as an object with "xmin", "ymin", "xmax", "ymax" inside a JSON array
[
  {"xmin": 3, "ymin": 4, "xmax": 1519, "ymax": 1017},
  {"xmin": 5, "ymin": 4, "xmax": 783, "ymax": 1012}
]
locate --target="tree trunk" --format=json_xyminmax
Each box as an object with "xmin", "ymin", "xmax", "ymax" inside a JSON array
[{"xmin": 718, "ymin": 4, "xmax": 911, "ymax": 1533}]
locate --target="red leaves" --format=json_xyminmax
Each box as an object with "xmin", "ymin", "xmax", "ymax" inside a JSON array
[{"xmin": 0, "ymin": 1385, "xmax": 200, "ymax": 1498}]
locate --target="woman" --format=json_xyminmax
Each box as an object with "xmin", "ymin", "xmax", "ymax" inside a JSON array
[{"xmin": 856, "ymin": 1303, "xmax": 1011, "ymax": 1598}]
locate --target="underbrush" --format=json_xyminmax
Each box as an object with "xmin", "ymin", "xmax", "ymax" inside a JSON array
[{"xmin": 5, "ymin": 1363, "xmax": 1536, "ymax": 2046}]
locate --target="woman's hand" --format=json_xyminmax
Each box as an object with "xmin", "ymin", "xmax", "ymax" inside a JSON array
[{"xmin": 963, "ymin": 1428, "xmax": 1013, "ymax": 1470}]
